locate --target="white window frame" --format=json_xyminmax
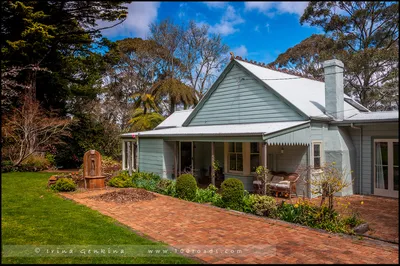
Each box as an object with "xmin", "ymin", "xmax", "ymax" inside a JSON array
[
  {"xmin": 250, "ymin": 142, "xmax": 261, "ymax": 174},
  {"xmin": 373, "ymin": 139, "xmax": 398, "ymax": 198},
  {"xmin": 228, "ymin": 142, "xmax": 243, "ymax": 174},
  {"xmin": 311, "ymin": 141, "xmax": 323, "ymax": 169}
]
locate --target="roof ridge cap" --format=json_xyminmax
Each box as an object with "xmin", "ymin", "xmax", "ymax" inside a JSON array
[{"xmin": 234, "ymin": 55, "xmax": 324, "ymax": 82}]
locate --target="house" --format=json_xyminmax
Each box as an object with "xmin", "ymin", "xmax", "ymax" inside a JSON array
[{"xmin": 121, "ymin": 56, "xmax": 399, "ymax": 198}]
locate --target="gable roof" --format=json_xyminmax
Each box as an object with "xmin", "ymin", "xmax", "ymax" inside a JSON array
[
  {"xmin": 234, "ymin": 59, "xmax": 363, "ymax": 119},
  {"xmin": 183, "ymin": 57, "xmax": 367, "ymax": 126}
]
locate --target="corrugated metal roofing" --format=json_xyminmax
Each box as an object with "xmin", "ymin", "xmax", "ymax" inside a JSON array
[
  {"xmin": 155, "ymin": 109, "xmax": 193, "ymax": 129},
  {"xmin": 235, "ymin": 59, "xmax": 361, "ymax": 119},
  {"xmin": 343, "ymin": 111, "xmax": 398, "ymax": 122},
  {"xmin": 121, "ymin": 121, "xmax": 309, "ymax": 137}
]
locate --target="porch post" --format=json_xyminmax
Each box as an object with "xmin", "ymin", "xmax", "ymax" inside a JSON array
[
  {"xmin": 211, "ymin": 142, "xmax": 215, "ymax": 186},
  {"xmin": 128, "ymin": 141, "xmax": 132, "ymax": 176},
  {"xmin": 122, "ymin": 140, "xmax": 126, "ymax": 170},
  {"xmin": 174, "ymin": 141, "xmax": 178, "ymax": 179},
  {"xmin": 262, "ymin": 143, "xmax": 268, "ymax": 169}
]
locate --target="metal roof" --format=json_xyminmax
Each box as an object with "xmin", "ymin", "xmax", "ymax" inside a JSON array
[
  {"xmin": 121, "ymin": 121, "xmax": 309, "ymax": 138},
  {"xmin": 235, "ymin": 59, "xmax": 362, "ymax": 119},
  {"xmin": 336, "ymin": 111, "xmax": 399, "ymax": 123},
  {"xmin": 155, "ymin": 109, "xmax": 193, "ymax": 129}
]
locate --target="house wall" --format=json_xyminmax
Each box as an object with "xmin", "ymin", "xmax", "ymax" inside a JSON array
[
  {"xmin": 188, "ymin": 64, "xmax": 304, "ymax": 126},
  {"xmin": 310, "ymin": 122, "xmax": 356, "ymax": 197},
  {"xmin": 163, "ymin": 141, "xmax": 175, "ymax": 179},
  {"xmin": 348, "ymin": 123, "xmax": 399, "ymax": 195},
  {"xmin": 138, "ymin": 138, "xmax": 165, "ymax": 178}
]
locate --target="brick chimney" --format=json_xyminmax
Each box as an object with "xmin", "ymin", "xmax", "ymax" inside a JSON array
[{"xmin": 323, "ymin": 59, "xmax": 344, "ymax": 120}]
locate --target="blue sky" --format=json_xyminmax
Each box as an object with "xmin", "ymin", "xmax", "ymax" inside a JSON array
[{"xmin": 99, "ymin": 1, "xmax": 323, "ymax": 63}]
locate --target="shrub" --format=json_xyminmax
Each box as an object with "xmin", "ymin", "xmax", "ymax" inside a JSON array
[
  {"xmin": 176, "ymin": 174, "xmax": 197, "ymax": 201},
  {"xmin": 155, "ymin": 179, "xmax": 176, "ymax": 196},
  {"xmin": 107, "ymin": 171, "xmax": 133, "ymax": 188},
  {"xmin": 241, "ymin": 192, "xmax": 255, "ymax": 213},
  {"xmin": 221, "ymin": 178, "xmax": 244, "ymax": 210},
  {"xmin": 1, "ymin": 160, "xmax": 16, "ymax": 173},
  {"xmin": 195, "ymin": 184, "xmax": 218, "ymax": 203},
  {"xmin": 251, "ymin": 194, "xmax": 277, "ymax": 217},
  {"xmin": 19, "ymin": 155, "xmax": 51, "ymax": 172},
  {"xmin": 276, "ymin": 200, "xmax": 350, "ymax": 234},
  {"xmin": 45, "ymin": 153, "xmax": 56, "ymax": 167},
  {"xmin": 51, "ymin": 178, "xmax": 77, "ymax": 192},
  {"xmin": 131, "ymin": 172, "xmax": 161, "ymax": 191}
]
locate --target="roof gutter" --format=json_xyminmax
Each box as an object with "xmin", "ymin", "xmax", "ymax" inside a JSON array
[{"xmin": 121, "ymin": 132, "xmax": 265, "ymax": 138}]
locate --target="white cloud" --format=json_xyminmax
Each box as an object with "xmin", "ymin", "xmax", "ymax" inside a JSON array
[
  {"xmin": 254, "ymin": 25, "xmax": 260, "ymax": 32},
  {"xmin": 208, "ymin": 5, "xmax": 245, "ymax": 36},
  {"xmin": 232, "ymin": 45, "xmax": 248, "ymax": 57},
  {"xmin": 98, "ymin": 2, "xmax": 160, "ymax": 39},
  {"xmin": 203, "ymin": 2, "xmax": 227, "ymax": 9},
  {"xmin": 244, "ymin": 2, "xmax": 308, "ymax": 17}
]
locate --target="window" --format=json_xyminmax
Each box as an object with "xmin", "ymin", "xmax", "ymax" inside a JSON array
[
  {"xmin": 250, "ymin": 142, "xmax": 260, "ymax": 172},
  {"xmin": 312, "ymin": 141, "xmax": 322, "ymax": 169},
  {"xmin": 229, "ymin": 142, "xmax": 243, "ymax": 172}
]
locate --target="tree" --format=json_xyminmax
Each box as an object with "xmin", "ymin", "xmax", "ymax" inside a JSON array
[
  {"xmin": 270, "ymin": 34, "xmax": 340, "ymax": 78},
  {"xmin": 150, "ymin": 19, "xmax": 229, "ymax": 99},
  {"xmin": 151, "ymin": 78, "xmax": 197, "ymax": 115},
  {"xmin": 308, "ymin": 162, "xmax": 353, "ymax": 211},
  {"xmin": 1, "ymin": 0, "xmax": 130, "ymax": 113},
  {"xmin": 180, "ymin": 21, "xmax": 229, "ymax": 98},
  {"xmin": 271, "ymin": 1, "xmax": 399, "ymax": 111},
  {"xmin": 1, "ymin": 96, "xmax": 72, "ymax": 167},
  {"xmin": 128, "ymin": 108, "xmax": 165, "ymax": 132}
]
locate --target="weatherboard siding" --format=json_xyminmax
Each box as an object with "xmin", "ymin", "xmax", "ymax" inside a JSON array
[
  {"xmin": 138, "ymin": 138, "xmax": 164, "ymax": 177},
  {"xmin": 349, "ymin": 123, "xmax": 398, "ymax": 195},
  {"xmin": 188, "ymin": 65, "xmax": 304, "ymax": 126}
]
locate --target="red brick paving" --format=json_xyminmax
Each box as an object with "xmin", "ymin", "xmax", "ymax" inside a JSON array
[{"xmin": 60, "ymin": 189, "xmax": 398, "ymax": 264}]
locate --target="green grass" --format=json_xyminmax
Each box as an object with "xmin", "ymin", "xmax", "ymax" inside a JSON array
[{"xmin": 1, "ymin": 172, "xmax": 198, "ymax": 264}]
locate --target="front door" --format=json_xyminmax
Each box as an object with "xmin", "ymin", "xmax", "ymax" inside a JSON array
[
  {"xmin": 374, "ymin": 139, "xmax": 399, "ymax": 198},
  {"xmin": 180, "ymin": 142, "xmax": 193, "ymax": 175}
]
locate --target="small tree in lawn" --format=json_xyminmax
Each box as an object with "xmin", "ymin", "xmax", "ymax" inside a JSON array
[
  {"xmin": 2, "ymin": 96, "xmax": 73, "ymax": 167},
  {"xmin": 255, "ymin": 166, "xmax": 270, "ymax": 195},
  {"xmin": 309, "ymin": 162, "xmax": 353, "ymax": 211}
]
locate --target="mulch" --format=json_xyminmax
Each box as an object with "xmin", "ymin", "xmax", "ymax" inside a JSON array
[{"xmin": 89, "ymin": 188, "xmax": 156, "ymax": 203}]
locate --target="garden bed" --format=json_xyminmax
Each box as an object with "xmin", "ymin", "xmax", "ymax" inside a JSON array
[{"xmin": 89, "ymin": 188, "xmax": 156, "ymax": 203}]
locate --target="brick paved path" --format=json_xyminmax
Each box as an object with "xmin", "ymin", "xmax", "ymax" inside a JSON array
[{"xmin": 61, "ymin": 189, "xmax": 398, "ymax": 264}]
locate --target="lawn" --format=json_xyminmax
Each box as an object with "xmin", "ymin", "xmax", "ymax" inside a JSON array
[{"xmin": 1, "ymin": 172, "xmax": 197, "ymax": 264}]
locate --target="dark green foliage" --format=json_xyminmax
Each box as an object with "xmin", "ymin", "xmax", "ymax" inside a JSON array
[
  {"xmin": 175, "ymin": 174, "xmax": 197, "ymax": 201},
  {"xmin": 155, "ymin": 179, "xmax": 176, "ymax": 196},
  {"xmin": 107, "ymin": 172, "xmax": 133, "ymax": 188},
  {"xmin": 194, "ymin": 184, "xmax": 218, "ymax": 203},
  {"xmin": 276, "ymin": 201, "xmax": 355, "ymax": 234},
  {"xmin": 51, "ymin": 178, "xmax": 77, "ymax": 192},
  {"xmin": 220, "ymin": 178, "xmax": 244, "ymax": 210},
  {"xmin": 241, "ymin": 194, "xmax": 277, "ymax": 217},
  {"xmin": 1, "ymin": 160, "xmax": 15, "ymax": 173}
]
